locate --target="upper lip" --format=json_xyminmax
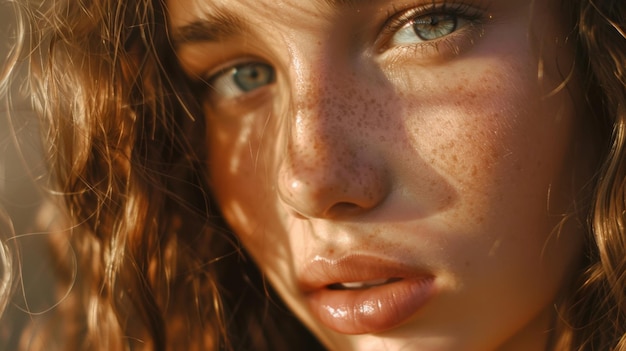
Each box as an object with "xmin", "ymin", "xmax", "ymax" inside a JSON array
[{"xmin": 298, "ymin": 253, "xmax": 430, "ymax": 293}]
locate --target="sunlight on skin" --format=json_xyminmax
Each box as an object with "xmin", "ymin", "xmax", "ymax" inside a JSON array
[{"xmin": 169, "ymin": 0, "xmax": 596, "ymax": 349}]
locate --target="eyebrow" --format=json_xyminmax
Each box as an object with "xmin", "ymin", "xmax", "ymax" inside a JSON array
[
  {"xmin": 170, "ymin": 0, "xmax": 368, "ymax": 47},
  {"xmin": 170, "ymin": 9, "xmax": 248, "ymax": 47}
]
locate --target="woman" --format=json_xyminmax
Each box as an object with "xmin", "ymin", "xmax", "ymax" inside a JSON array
[{"xmin": 1, "ymin": 0, "xmax": 625, "ymax": 350}]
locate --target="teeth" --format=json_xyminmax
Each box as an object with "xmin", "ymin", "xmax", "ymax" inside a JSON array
[
  {"xmin": 328, "ymin": 278, "xmax": 399, "ymax": 290},
  {"xmin": 341, "ymin": 279, "xmax": 389, "ymax": 289}
]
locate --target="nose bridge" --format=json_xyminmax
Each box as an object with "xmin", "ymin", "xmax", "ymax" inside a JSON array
[
  {"xmin": 288, "ymin": 50, "xmax": 354, "ymax": 154},
  {"xmin": 276, "ymin": 49, "xmax": 390, "ymax": 219},
  {"xmin": 285, "ymin": 49, "xmax": 357, "ymax": 176}
]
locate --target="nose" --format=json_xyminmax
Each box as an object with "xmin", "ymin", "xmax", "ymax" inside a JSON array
[{"xmin": 277, "ymin": 69, "xmax": 390, "ymax": 220}]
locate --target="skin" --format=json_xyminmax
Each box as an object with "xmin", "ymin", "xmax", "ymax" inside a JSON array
[{"xmin": 169, "ymin": 0, "xmax": 596, "ymax": 349}]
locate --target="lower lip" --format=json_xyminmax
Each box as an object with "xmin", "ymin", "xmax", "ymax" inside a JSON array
[{"xmin": 306, "ymin": 277, "xmax": 435, "ymax": 334}]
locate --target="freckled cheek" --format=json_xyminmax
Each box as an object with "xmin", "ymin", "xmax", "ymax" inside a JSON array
[
  {"xmin": 398, "ymin": 62, "xmax": 549, "ymax": 223},
  {"xmin": 407, "ymin": 72, "xmax": 528, "ymax": 180}
]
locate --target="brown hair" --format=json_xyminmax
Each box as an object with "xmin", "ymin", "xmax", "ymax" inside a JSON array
[
  {"xmin": 558, "ymin": 0, "xmax": 626, "ymax": 349},
  {"xmin": 0, "ymin": 0, "xmax": 624, "ymax": 350},
  {"xmin": 0, "ymin": 0, "xmax": 320, "ymax": 349}
]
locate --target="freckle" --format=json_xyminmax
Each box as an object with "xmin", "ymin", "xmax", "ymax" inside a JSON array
[{"xmin": 465, "ymin": 261, "xmax": 470, "ymax": 267}]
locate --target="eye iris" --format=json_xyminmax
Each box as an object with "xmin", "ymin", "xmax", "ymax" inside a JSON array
[
  {"xmin": 413, "ymin": 14, "xmax": 458, "ymax": 41},
  {"xmin": 233, "ymin": 63, "xmax": 274, "ymax": 92}
]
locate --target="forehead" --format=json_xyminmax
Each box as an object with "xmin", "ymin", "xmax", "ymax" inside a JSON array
[
  {"xmin": 168, "ymin": 0, "xmax": 363, "ymax": 21},
  {"xmin": 166, "ymin": 0, "xmax": 559, "ymax": 42},
  {"xmin": 166, "ymin": 0, "xmax": 367, "ymax": 41},
  {"xmin": 167, "ymin": 0, "xmax": 321, "ymax": 26},
  {"xmin": 166, "ymin": 0, "xmax": 390, "ymax": 53}
]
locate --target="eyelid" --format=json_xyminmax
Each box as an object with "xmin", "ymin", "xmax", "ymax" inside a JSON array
[
  {"xmin": 203, "ymin": 56, "xmax": 266, "ymax": 82},
  {"xmin": 377, "ymin": 1, "xmax": 488, "ymax": 51}
]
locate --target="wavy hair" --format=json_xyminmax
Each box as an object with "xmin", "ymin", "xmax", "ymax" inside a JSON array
[
  {"xmin": 0, "ymin": 0, "xmax": 624, "ymax": 350},
  {"xmin": 0, "ymin": 0, "xmax": 320, "ymax": 350},
  {"xmin": 559, "ymin": 0, "xmax": 626, "ymax": 350}
]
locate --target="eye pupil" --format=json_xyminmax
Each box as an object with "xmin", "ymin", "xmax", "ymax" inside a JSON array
[
  {"xmin": 413, "ymin": 14, "xmax": 458, "ymax": 41},
  {"xmin": 233, "ymin": 63, "xmax": 275, "ymax": 92}
]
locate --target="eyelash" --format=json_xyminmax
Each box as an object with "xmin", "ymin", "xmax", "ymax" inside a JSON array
[{"xmin": 380, "ymin": 1, "xmax": 487, "ymax": 53}]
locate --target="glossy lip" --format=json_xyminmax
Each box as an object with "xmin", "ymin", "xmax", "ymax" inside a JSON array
[{"xmin": 299, "ymin": 254, "xmax": 436, "ymax": 334}]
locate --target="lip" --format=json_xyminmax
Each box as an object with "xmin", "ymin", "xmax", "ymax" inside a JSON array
[{"xmin": 299, "ymin": 255, "xmax": 436, "ymax": 334}]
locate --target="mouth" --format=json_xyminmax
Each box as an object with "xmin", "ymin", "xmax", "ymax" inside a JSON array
[
  {"xmin": 299, "ymin": 255, "xmax": 436, "ymax": 335},
  {"xmin": 327, "ymin": 277, "xmax": 402, "ymax": 290}
]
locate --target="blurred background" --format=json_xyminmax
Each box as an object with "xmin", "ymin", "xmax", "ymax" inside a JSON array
[
  {"xmin": 0, "ymin": 2, "xmax": 45, "ymax": 240},
  {"xmin": 1, "ymin": 3, "xmax": 59, "ymax": 349}
]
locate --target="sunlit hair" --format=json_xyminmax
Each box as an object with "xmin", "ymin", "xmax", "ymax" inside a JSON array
[
  {"xmin": 0, "ymin": 0, "xmax": 319, "ymax": 350},
  {"xmin": 559, "ymin": 0, "xmax": 626, "ymax": 349},
  {"xmin": 0, "ymin": 0, "xmax": 623, "ymax": 350}
]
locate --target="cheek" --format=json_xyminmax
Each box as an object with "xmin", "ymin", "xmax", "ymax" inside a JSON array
[
  {"xmin": 391, "ymin": 57, "xmax": 587, "ymax": 324},
  {"xmin": 395, "ymin": 48, "xmax": 582, "ymax": 247},
  {"xmin": 206, "ymin": 110, "xmax": 276, "ymax": 233},
  {"xmin": 398, "ymin": 61, "xmax": 532, "ymax": 202},
  {"xmin": 206, "ymin": 106, "xmax": 298, "ymax": 270}
]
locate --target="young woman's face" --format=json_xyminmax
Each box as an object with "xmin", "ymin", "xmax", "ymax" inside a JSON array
[{"xmin": 170, "ymin": 0, "xmax": 594, "ymax": 349}]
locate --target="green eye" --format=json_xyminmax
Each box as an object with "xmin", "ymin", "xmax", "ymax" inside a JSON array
[
  {"xmin": 210, "ymin": 62, "xmax": 275, "ymax": 99},
  {"xmin": 232, "ymin": 63, "xmax": 275, "ymax": 92},
  {"xmin": 391, "ymin": 12, "xmax": 465, "ymax": 46},
  {"xmin": 412, "ymin": 14, "xmax": 457, "ymax": 41}
]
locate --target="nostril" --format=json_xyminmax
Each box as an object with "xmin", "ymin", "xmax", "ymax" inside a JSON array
[
  {"xmin": 332, "ymin": 202, "xmax": 361, "ymax": 211},
  {"xmin": 277, "ymin": 141, "xmax": 390, "ymax": 220},
  {"xmin": 324, "ymin": 202, "xmax": 364, "ymax": 218}
]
